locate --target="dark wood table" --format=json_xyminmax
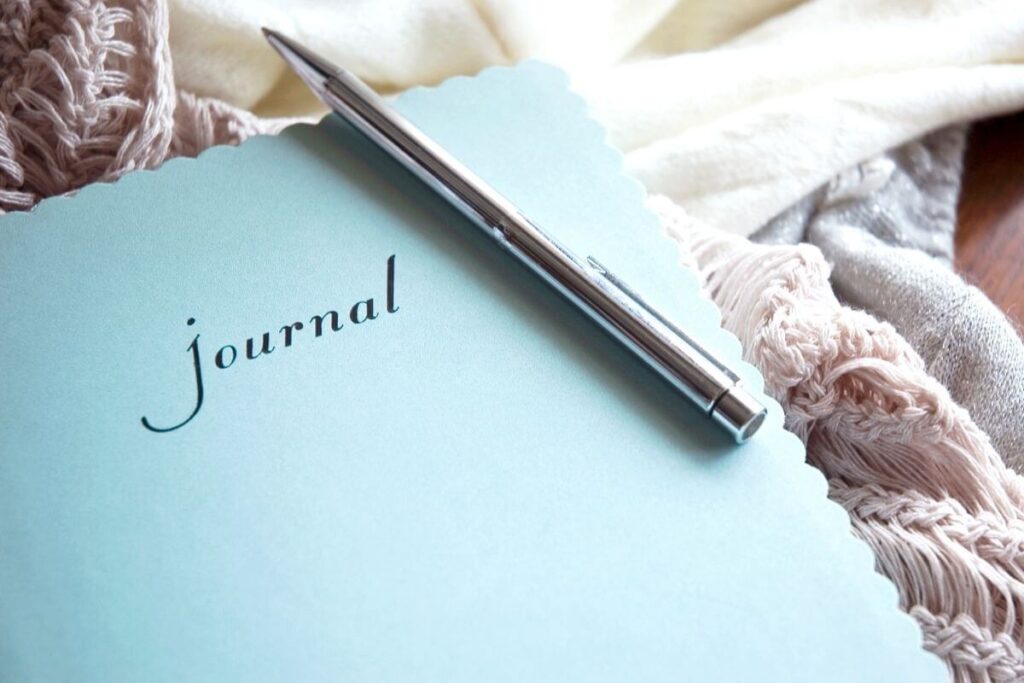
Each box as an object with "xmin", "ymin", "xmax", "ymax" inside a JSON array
[{"xmin": 956, "ymin": 112, "xmax": 1024, "ymax": 328}]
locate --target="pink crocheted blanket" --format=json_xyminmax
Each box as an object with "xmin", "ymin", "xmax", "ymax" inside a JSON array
[{"xmin": 3, "ymin": 2, "xmax": 1023, "ymax": 680}]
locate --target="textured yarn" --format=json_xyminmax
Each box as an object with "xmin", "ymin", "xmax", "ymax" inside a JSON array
[
  {"xmin": 0, "ymin": 0, "xmax": 283, "ymax": 212},
  {"xmin": 754, "ymin": 126, "xmax": 1024, "ymax": 472},
  {"xmin": 3, "ymin": 1, "xmax": 1024, "ymax": 680}
]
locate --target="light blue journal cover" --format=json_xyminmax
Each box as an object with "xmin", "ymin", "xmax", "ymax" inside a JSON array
[{"xmin": 0, "ymin": 64, "xmax": 942, "ymax": 681}]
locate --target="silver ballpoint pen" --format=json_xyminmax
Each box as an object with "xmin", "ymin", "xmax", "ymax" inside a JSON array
[{"xmin": 263, "ymin": 29, "xmax": 767, "ymax": 442}]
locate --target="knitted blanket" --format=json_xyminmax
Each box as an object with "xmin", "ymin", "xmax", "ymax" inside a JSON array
[{"xmin": 2, "ymin": 1, "xmax": 1024, "ymax": 680}]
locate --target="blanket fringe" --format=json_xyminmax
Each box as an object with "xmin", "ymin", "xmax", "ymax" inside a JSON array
[{"xmin": 653, "ymin": 195, "xmax": 1024, "ymax": 681}]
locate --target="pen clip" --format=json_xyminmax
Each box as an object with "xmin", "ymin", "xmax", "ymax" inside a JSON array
[
  {"xmin": 584, "ymin": 256, "xmax": 665, "ymax": 323},
  {"xmin": 585, "ymin": 255, "xmax": 742, "ymax": 385}
]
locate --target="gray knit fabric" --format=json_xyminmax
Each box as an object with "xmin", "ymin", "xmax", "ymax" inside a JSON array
[{"xmin": 752, "ymin": 126, "xmax": 1024, "ymax": 471}]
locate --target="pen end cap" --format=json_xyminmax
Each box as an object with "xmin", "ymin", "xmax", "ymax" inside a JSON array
[{"xmin": 712, "ymin": 386, "xmax": 767, "ymax": 444}]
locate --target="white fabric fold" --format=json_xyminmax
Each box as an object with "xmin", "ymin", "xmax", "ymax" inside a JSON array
[{"xmin": 169, "ymin": 0, "xmax": 1024, "ymax": 235}]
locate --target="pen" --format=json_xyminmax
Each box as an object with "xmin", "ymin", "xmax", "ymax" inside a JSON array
[{"xmin": 263, "ymin": 29, "xmax": 767, "ymax": 443}]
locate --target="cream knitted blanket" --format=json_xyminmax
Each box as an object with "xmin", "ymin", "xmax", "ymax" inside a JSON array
[{"xmin": 2, "ymin": 1, "xmax": 1024, "ymax": 680}]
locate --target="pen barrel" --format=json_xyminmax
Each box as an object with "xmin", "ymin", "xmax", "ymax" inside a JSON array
[{"xmin": 322, "ymin": 72, "xmax": 765, "ymax": 442}]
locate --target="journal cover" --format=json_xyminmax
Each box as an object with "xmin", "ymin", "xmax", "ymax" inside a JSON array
[{"xmin": 0, "ymin": 63, "xmax": 942, "ymax": 681}]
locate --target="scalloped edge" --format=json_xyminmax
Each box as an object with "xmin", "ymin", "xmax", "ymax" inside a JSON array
[
  {"xmin": 1, "ymin": 58, "xmax": 940, "ymax": 674},
  {"xmin": 387, "ymin": 59, "xmax": 937, "ymax": 668}
]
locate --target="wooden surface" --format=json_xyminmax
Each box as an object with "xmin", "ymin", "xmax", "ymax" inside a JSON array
[{"xmin": 955, "ymin": 112, "xmax": 1024, "ymax": 327}]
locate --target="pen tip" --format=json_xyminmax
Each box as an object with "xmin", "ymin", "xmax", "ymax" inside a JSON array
[{"xmin": 260, "ymin": 28, "xmax": 339, "ymax": 100}]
